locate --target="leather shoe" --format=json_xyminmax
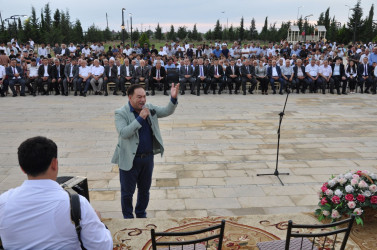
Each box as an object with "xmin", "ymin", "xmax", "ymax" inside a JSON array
[
  {"xmin": 243, "ymin": 91, "xmax": 246, "ymax": 95},
  {"xmin": 105, "ymin": 92, "xmax": 108, "ymax": 96},
  {"xmin": 113, "ymin": 92, "xmax": 118, "ymax": 95},
  {"xmin": 164, "ymin": 91, "xmax": 168, "ymax": 96},
  {"xmin": 151, "ymin": 91, "xmax": 155, "ymax": 96},
  {"xmin": 146, "ymin": 92, "xmax": 150, "ymax": 96}
]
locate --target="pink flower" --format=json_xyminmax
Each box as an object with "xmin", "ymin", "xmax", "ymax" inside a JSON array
[
  {"xmin": 351, "ymin": 179, "xmax": 358, "ymax": 186},
  {"xmin": 371, "ymin": 196, "xmax": 377, "ymax": 204},
  {"xmin": 352, "ymin": 174, "xmax": 360, "ymax": 180},
  {"xmin": 354, "ymin": 208, "xmax": 363, "ymax": 216},
  {"xmin": 321, "ymin": 186, "xmax": 328, "ymax": 193},
  {"xmin": 322, "ymin": 210, "xmax": 330, "ymax": 216},
  {"xmin": 357, "ymin": 194, "xmax": 366, "ymax": 203},
  {"xmin": 325, "ymin": 189, "xmax": 333, "ymax": 196},
  {"xmin": 331, "ymin": 209, "xmax": 341, "ymax": 219},
  {"xmin": 331, "ymin": 196, "xmax": 340, "ymax": 204},
  {"xmin": 345, "ymin": 194, "xmax": 354, "ymax": 201},
  {"xmin": 347, "ymin": 201, "xmax": 356, "ymax": 209},
  {"xmin": 369, "ymin": 185, "xmax": 377, "ymax": 193},
  {"xmin": 321, "ymin": 197, "xmax": 328, "ymax": 205},
  {"xmin": 358, "ymin": 180, "xmax": 368, "ymax": 188}
]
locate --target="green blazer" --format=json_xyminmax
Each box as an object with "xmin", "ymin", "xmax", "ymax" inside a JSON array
[{"xmin": 111, "ymin": 100, "xmax": 178, "ymax": 171}]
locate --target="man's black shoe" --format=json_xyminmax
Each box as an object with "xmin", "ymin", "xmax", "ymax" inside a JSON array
[
  {"xmin": 105, "ymin": 92, "xmax": 108, "ymax": 96},
  {"xmin": 83, "ymin": 92, "xmax": 86, "ymax": 97},
  {"xmin": 163, "ymin": 91, "xmax": 168, "ymax": 96},
  {"xmin": 20, "ymin": 93, "xmax": 26, "ymax": 96},
  {"xmin": 12, "ymin": 94, "xmax": 17, "ymax": 97},
  {"xmin": 122, "ymin": 92, "xmax": 126, "ymax": 96},
  {"xmin": 113, "ymin": 91, "xmax": 118, "ymax": 95},
  {"xmin": 74, "ymin": 92, "xmax": 77, "ymax": 96},
  {"xmin": 151, "ymin": 91, "xmax": 155, "ymax": 96}
]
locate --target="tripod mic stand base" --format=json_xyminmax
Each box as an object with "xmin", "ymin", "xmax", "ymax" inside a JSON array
[{"xmin": 257, "ymin": 171, "xmax": 290, "ymax": 186}]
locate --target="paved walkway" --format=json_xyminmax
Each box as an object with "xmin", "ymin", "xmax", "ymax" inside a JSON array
[{"xmin": 1, "ymin": 92, "xmax": 377, "ymax": 219}]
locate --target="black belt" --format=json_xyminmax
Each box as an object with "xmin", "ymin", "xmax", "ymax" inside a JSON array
[{"xmin": 135, "ymin": 152, "xmax": 153, "ymax": 158}]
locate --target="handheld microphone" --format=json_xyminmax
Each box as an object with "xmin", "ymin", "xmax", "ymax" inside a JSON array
[{"xmin": 142, "ymin": 105, "xmax": 155, "ymax": 127}]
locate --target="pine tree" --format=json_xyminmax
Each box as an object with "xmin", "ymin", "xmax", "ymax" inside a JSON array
[
  {"xmin": 317, "ymin": 12, "xmax": 325, "ymax": 25},
  {"xmin": 138, "ymin": 32, "xmax": 150, "ymax": 47},
  {"xmin": 348, "ymin": 0, "xmax": 363, "ymax": 42},
  {"xmin": 167, "ymin": 25, "xmax": 175, "ymax": 41},
  {"xmin": 30, "ymin": 7, "xmax": 40, "ymax": 43},
  {"xmin": 43, "ymin": 3, "xmax": 52, "ymax": 32},
  {"xmin": 238, "ymin": 17, "xmax": 245, "ymax": 41},
  {"xmin": 155, "ymin": 23, "xmax": 163, "ymax": 40},
  {"xmin": 192, "ymin": 24, "xmax": 199, "ymax": 40},
  {"xmin": 249, "ymin": 18, "xmax": 258, "ymax": 40},
  {"xmin": 324, "ymin": 8, "xmax": 330, "ymax": 30},
  {"xmin": 228, "ymin": 25, "xmax": 235, "ymax": 41},
  {"xmin": 259, "ymin": 17, "xmax": 268, "ymax": 41},
  {"xmin": 177, "ymin": 26, "xmax": 187, "ymax": 40},
  {"xmin": 72, "ymin": 19, "xmax": 83, "ymax": 44},
  {"xmin": 213, "ymin": 20, "xmax": 222, "ymax": 40},
  {"xmin": 361, "ymin": 4, "xmax": 374, "ymax": 42}
]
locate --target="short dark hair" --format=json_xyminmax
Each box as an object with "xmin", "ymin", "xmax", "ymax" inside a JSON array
[
  {"xmin": 18, "ymin": 136, "xmax": 58, "ymax": 177},
  {"xmin": 127, "ymin": 84, "xmax": 144, "ymax": 96}
]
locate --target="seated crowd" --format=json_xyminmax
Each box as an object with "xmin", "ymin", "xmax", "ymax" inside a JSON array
[{"xmin": 0, "ymin": 39, "xmax": 377, "ymax": 97}]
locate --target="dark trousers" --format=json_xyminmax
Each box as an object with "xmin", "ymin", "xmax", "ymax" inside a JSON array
[
  {"xmin": 7, "ymin": 78, "xmax": 26, "ymax": 95},
  {"xmin": 211, "ymin": 77, "xmax": 223, "ymax": 92},
  {"xmin": 348, "ymin": 77, "xmax": 357, "ymax": 91},
  {"xmin": 318, "ymin": 76, "xmax": 334, "ymax": 93},
  {"xmin": 306, "ymin": 77, "xmax": 319, "ymax": 92},
  {"xmin": 150, "ymin": 78, "xmax": 168, "ymax": 92},
  {"xmin": 294, "ymin": 78, "xmax": 308, "ymax": 93},
  {"xmin": 119, "ymin": 76, "xmax": 127, "ymax": 93},
  {"xmin": 26, "ymin": 78, "xmax": 38, "ymax": 94},
  {"xmin": 227, "ymin": 77, "xmax": 241, "ymax": 93},
  {"xmin": 358, "ymin": 76, "xmax": 373, "ymax": 93},
  {"xmin": 242, "ymin": 77, "xmax": 257, "ymax": 93},
  {"xmin": 331, "ymin": 75, "xmax": 346, "ymax": 94},
  {"xmin": 179, "ymin": 77, "xmax": 195, "ymax": 92},
  {"xmin": 269, "ymin": 77, "xmax": 285, "ymax": 93},
  {"xmin": 37, "ymin": 78, "xmax": 52, "ymax": 94},
  {"xmin": 196, "ymin": 77, "xmax": 210, "ymax": 93},
  {"xmin": 77, "ymin": 77, "xmax": 91, "ymax": 93},
  {"xmin": 119, "ymin": 155, "xmax": 154, "ymax": 219},
  {"xmin": 104, "ymin": 77, "xmax": 119, "ymax": 93},
  {"xmin": 256, "ymin": 77, "xmax": 268, "ymax": 92}
]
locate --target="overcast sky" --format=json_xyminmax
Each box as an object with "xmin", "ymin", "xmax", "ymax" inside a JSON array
[{"xmin": 1, "ymin": 0, "xmax": 375, "ymax": 33}]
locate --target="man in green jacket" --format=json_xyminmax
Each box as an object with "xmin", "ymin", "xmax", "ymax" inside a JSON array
[{"xmin": 112, "ymin": 83, "xmax": 179, "ymax": 219}]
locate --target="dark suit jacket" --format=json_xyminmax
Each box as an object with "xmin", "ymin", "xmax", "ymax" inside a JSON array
[
  {"xmin": 293, "ymin": 65, "xmax": 306, "ymax": 79},
  {"xmin": 267, "ymin": 66, "xmax": 282, "ymax": 78},
  {"xmin": 64, "ymin": 64, "xmax": 79, "ymax": 79},
  {"xmin": 209, "ymin": 65, "xmax": 224, "ymax": 78},
  {"xmin": 179, "ymin": 65, "xmax": 194, "ymax": 78},
  {"xmin": 330, "ymin": 64, "xmax": 345, "ymax": 77},
  {"xmin": 6, "ymin": 66, "xmax": 24, "ymax": 79},
  {"xmin": 38, "ymin": 64, "xmax": 53, "ymax": 78},
  {"xmin": 196, "ymin": 50, "xmax": 203, "ymax": 58},
  {"xmin": 120, "ymin": 65, "xmax": 135, "ymax": 78},
  {"xmin": 194, "ymin": 65, "xmax": 209, "ymax": 78},
  {"xmin": 357, "ymin": 63, "xmax": 372, "ymax": 78},
  {"xmin": 150, "ymin": 66, "xmax": 166, "ymax": 79},
  {"xmin": 104, "ymin": 65, "xmax": 117, "ymax": 79},
  {"xmin": 52, "ymin": 65, "xmax": 65, "ymax": 79},
  {"xmin": 225, "ymin": 65, "xmax": 240, "ymax": 78},
  {"xmin": 240, "ymin": 65, "xmax": 256, "ymax": 77},
  {"xmin": 135, "ymin": 65, "xmax": 150, "ymax": 78}
]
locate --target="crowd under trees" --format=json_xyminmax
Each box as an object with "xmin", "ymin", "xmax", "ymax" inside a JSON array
[{"xmin": 0, "ymin": 1, "xmax": 376, "ymax": 45}]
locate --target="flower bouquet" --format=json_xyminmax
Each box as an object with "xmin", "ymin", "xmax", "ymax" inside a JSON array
[{"xmin": 315, "ymin": 170, "xmax": 377, "ymax": 225}]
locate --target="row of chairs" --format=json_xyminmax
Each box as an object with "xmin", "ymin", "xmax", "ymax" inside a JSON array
[{"xmin": 150, "ymin": 215, "xmax": 354, "ymax": 249}]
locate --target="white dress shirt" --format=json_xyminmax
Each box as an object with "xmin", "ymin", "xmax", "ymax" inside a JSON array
[
  {"xmin": 38, "ymin": 47, "xmax": 47, "ymax": 57},
  {"xmin": 319, "ymin": 65, "xmax": 332, "ymax": 77},
  {"xmin": 333, "ymin": 64, "xmax": 340, "ymax": 76},
  {"xmin": 0, "ymin": 180, "xmax": 112, "ymax": 250},
  {"xmin": 81, "ymin": 48, "xmax": 91, "ymax": 57},
  {"xmin": 68, "ymin": 46, "xmax": 76, "ymax": 53},
  {"xmin": 43, "ymin": 65, "xmax": 49, "ymax": 77},
  {"xmin": 272, "ymin": 67, "xmax": 278, "ymax": 77},
  {"xmin": 79, "ymin": 66, "xmax": 91, "ymax": 77},
  {"xmin": 306, "ymin": 64, "xmax": 319, "ymax": 77},
  {"xmin": 91, "ymin": 65, "xmax": 104, "ymax": 76},
  {"xmin": 0, "ymin": 65, "xmax": 5, "ymax": 78},
  {"xmin": 29, "ymin": 66, "xmax": 38, "ymax": 77}
]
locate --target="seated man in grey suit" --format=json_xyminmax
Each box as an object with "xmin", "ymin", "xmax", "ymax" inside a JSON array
[
  {"xmin": 64, "ymin": 58, "xmax": 79, "ymax": 96},
  {"xmin": 178, "ymin": 58, "xmax": 195, "ymax": 95},
  {"xmin": 134, "ymin": 60, "xmax": 150, "ymax": 94},
  {"xmin": 123, "ymin": 58, "xmax": 135, "ymax": 86}
]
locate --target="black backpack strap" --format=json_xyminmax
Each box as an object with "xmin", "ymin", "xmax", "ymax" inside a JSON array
[{"xmin": 66, "ymin": 189, "xmax": 86, "ymax": 250}]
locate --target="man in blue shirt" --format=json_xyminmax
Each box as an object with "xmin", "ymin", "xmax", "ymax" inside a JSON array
[
  {"xmin": 112, "ymin": 83, "xmax": 179, "ymax": 219},
  {"xmin": 369, "ymin": 47, "xmax": 377, "ymax": 66},
  {"xmin": 212, "ymin": 45, "xmax": 222, "ymax": 58}
]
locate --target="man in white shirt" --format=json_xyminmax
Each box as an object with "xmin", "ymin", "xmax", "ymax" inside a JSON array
[
  {"xmin": 90, "ymin": 59, "xmax": 104, "ymax": 95},
  {"xmin": 0, "ymin": 136, "xmax": 113, "ymax": 250},
  {"xmin": 38, "ymin": 43, "xmax": 48, "ymax": 57},
  {"xmin": 81, "ymin": 44, "xmax": 91, "ymax": 57},
  {"xmin": 0, "ymin": 63, "xmax": 6, "ymax": 97},
  {"xmin": 77, "ymin": 60, "xmax": 92, "ymax": 97},
  {"xmin": 68, "ymin": 43, "xmax": 76, "ymax": 53},
  {"xmin": 305, "ymin": 59, "xmax": 320, "ymax": 93},
  {"xmin": 158, "ymin": 46, "xmax": 167, "ymax": 56},
  {"xmin": 26, "ymin": 59, "xmax": 39, "ymax": 96},
  {"xmin": 318, "ymin": 59, "xmax": 334, "ymax": 94}
]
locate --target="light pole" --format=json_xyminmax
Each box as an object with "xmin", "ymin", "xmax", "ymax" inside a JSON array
[
  {"xmin": 7, "ymin": 15, "xmax": 27, "ymax": 38},
  {"xmin": 297, "ymin": 6, "xmax": 303, "ymax": 20},
  {"xmin": 121, "ymin": 8, "xmax": 126, "ymax": 45},
  {"xmin": 129, "ymin": 13, "xmax": 133, "ymax": 47},
  {"xmin": 304, "ymin": 14, "xmax": 313, "ymax": 42}
]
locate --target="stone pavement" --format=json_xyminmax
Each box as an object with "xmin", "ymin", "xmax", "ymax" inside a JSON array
[{"xmin": 1, "ymin": 92, "xmax": 377, "ymax": 219}]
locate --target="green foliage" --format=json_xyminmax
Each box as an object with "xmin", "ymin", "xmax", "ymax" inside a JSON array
[
  {"xmin": 166, "ymin": 25, "xmax": 175, "ymax": 41},
  {"xmin": 131, "ymin": 28, "xmax": 140, "ymax": 44},
  {"xmin": 176, "ymin": 26, "xmax": 187, "ymax": 40},
  {"xmin": 238, "ymin": 17, "xmax": 245, "ymax": 41},
  {"xmin": 138, "ymin": 32, "xmax": 150, "ymax": 47},
  {"xmin": 155, "ymin": 23, "xmax": 164, "ymax": 40},
  {"xmin": 213, "ymin": 20, "xmax": 222, "ymax": 40}
]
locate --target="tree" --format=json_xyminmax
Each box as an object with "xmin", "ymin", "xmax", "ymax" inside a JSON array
[
  {"xmin": 30, "ymin": 7, "xmax": 40, "ymax": 43},
  {"xmin": 213, "ymin": 19, "xmax": 222, "ymax": 40},
  {"xmin": 348, "ymin": 0, "xmax": 363, "ymax": 42},
  {"xmin": 238, "ymin": 17, "xmax": 245, "ymax": 41},
  {"xmin": 324, "ymin": 7, "xmax": 330, "ymax": 30},
  {"xmin": 317, "ymin": 12, "xmax": 325, "ymax": 26},
  {"xmin": 60, "ymin": 10, "xmax": 71, "ymax": 43},
  {"xmin": 204, "ymin": 29, "xmax": 213, "ymax": 40},
  {"xmin": 228, "ymin": 25, "xmax": 235, "ymax": 41},
  {"xmin": 361, "ymin": 4, "xmax": 374, "ymax": 42},
  {"xmin": 43, "ymin": 3, "xmax": 52, "ymax": 32},
  {"xmin": 259, "ymin": 17, "xmax": 268, "ymax": 41},
  {"xmin": 51, "ymin": 9, "xmax": 62, "ymax": 43},
  {"xmin": 177, "ymin": 26, "xmax": 187, "ymax": 40},
  {"xmin": 103, "ymin": 27, "xmax": 112, "ymax": 41},
  {"xmin": 192, "ymin": 24, "xmax": 199, "ymax": 40},
  {"xmin": 167, "ymin": 25, "xmax": 175, "ymax": 40},
  {"xmin": 138, "ymin": 32, "xmax": 150, "ymax": 47},
  {"xmin": 249, "ymin": 18, "xmax": 258, "ymax": 40},
  {"xmin": 131, "ymin": 28, "xmax": 140, "ymax": 43},
  {"xmin": 155, "ymin": 23, "xmax": 163, "ymax": 40},
  {"xmin": 72, "ymin": 19, "xmax": 83, "ymax": 44}
]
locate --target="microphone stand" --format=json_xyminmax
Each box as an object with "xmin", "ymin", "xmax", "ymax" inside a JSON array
[{"xmin": 257, "ymin": 89, "xmax": 290, "ymax": 185}]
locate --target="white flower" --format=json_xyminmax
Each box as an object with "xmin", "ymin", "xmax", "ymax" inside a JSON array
[
  {"xmin": 370, "ymin": 173, "xmax": 377, "ymax": 180},
  {"xmin": 351, "ymin": 179, "xmax": 358, "ymax": 186},
  {"xmin": 362, "ymin": 170, "xmax": 369, "ymax": 174},
  {"xmin": 363, "ymin": 190, "xmax": 372, "ymax": 197},
  {"xmin": 323, "ymin": 210, "xmax": 330, "ymax": 216},
  {"xmin": 348, "ymin": 201, "xmax": 356, "ymax": 209},
  {"xmin": 334, "ymin": 189, "xmax": 343, "ymax": 197},
  {"xmin": 354, "ymin": 208, "xmax": 363, "ymax": 216},
  {"xmin": 344, "ymin": 173, "xmax": 353, "ymax": 179},
  {"xmin": 358, "ymin": 180, "xmax": 369, "ymax": 188},
  {"xmin": 338, "ymin": 178, "xmax": 347, "ymax": 185},
  {"xmin": 331, "ymin": 209, "xmax": 341, "ymax": 219},
  {"xmin": 328, "ymin": 179, "xmax": 337, "ymax": 187},
  {"xmin": 369, "ymin": 184, "xmax": 377, "ymax": 193},
  {"xmin": 325, "ymin": 189, "xmax": 334, "ymax": 196},
  {"xmin": 345, "ymin": 185, "xmax": 354, "ymax": 193},
  {"xmin": 352, "ymin": 174, "xmax": 360, "ymax": 180}
]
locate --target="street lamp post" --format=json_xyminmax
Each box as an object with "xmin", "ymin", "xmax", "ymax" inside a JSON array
[
  {"xmin": 129, "ymin": 13, "xmax": 133, "ymax": 47},
  {"xmin": 5, "ymin": 15, "xmax": 27, "ymax": 39},
  {"xmin": 297, "ymin": 6, "xmax": 303, "ymax": 20},
  {"xmin": 121, "ymin": 8, "xmax": 125, "ymax": 45},
  {"xmin": 304, "ymin": 14, "xmax": 313, "ymax": 42}
]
